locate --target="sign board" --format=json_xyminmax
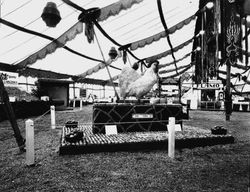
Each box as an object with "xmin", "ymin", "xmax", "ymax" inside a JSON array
[
  {"xmin": 167, "ymin": 124, "xmax": 182, "ymax": 132},
  {"xmin": 132, "ymin": 113, "xmax": 153, "ymax": 119},
  {"xmin": 196, "ymin": 80, "xmax": 223, "ymax": 90},
  {"xmin": 105, "ymin": 125, "xmax": 118, "ymax": 135},
  {"xmin": 0, "ymin": 71, "xmax": 18, "ymax": 87}
]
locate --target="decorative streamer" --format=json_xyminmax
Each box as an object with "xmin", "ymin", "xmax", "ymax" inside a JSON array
[
  {"xmin": 144, "ymin": 37, "xmax": 194, "ymax": 63},
  {"xmin": 122, "ymin": 50, "xmax": 127, "ymax": 64},
  {"xmin": 159, "ymin": 63, "xmax": 193, "ymax": 74},
  {"xmin": 4, "ymin": 0, "xmax": 143, "ymax": 69},
  {"xmin": 159, "ymin": 52, "xmax": 193, "ymax": 69},
  {"xmin": 129, "ymin": 15, "xmax": 196, "ymax": 51}
]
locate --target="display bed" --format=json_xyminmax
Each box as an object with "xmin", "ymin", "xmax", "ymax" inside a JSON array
[
  {"xmin": 59, "ymin": 125, "xmax": 234, "ymax": 155},
  {"xmin": 92, "ymin": 103, "xmax": 186, "ymax": 134}
]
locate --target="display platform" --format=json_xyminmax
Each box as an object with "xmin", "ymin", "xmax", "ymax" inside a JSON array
[
  {"xmin": 92, "ymin": 103, "xmax": 184, "ymax": 134},
  {"xmin": 59, "ymin": 125, "xmax": 235, "ymax": 155}
]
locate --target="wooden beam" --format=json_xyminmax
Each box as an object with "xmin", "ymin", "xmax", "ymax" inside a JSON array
[{"xmin": 0, "ymin": 78, "xmax": 25, "ymax": 152}]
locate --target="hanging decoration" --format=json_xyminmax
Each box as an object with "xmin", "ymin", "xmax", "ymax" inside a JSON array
[
  {"xmin": 41, "ymin": 2, "xmax": 61, "ymax": 27},
  {"xmin": 144, "ymin": 37, "xmax": 194, "ymax": 63},
  {"xmin": 221, "ymin": 0, "xmax": 243, "ymax": 66},
  {"xmin": 159, "ymin": 52, "xmax": 193, "ymax": 69},
  {"xmin": 14, "ymin": 21, "xmax": 85, "ymax": 68},
  {"xmin": 122, "ymin": 50, "xmax": 127, "ymax": 64},
  {"xmin": 13, "ymin": 0, "xmax": 142, "ymax": 69},
  {"xmin": 159, "ymin": 63, "xmax": 193, "ymax": 74},
  {"xmin": 78, "ymin": 8, "xmax": 101, "ymax": 43},
  {"xmin": 129, "ymin": 15, "xmax": 196, "ymax": 51},
  {"xmin": 166, "ymin": 64, "xmax": 194, "ymax": 79},
  {"xmin": 77, "ymin": 53, "xmax": 122, "ymax": 80},
  {"xmin": 108, "ymin": 47, "xmax": 118, "ymax": 60}
]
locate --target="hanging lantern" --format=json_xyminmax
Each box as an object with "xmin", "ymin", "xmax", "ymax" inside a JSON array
[
  {"xmin": 109, "ymin": 47, "xmax": 118, "ymax": 60},
  {"xmin": 41, "ymin": 2, "xmax": 61, "ymax": 27}
]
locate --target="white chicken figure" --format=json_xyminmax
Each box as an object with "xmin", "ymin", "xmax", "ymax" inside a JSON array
[
  {"xmin": 119, "ymin": 62, "xmax": 141, "ymax": 99},
  {"xmin": 124, "ymin": 61, "xmax": 159, "ymax": 101}
]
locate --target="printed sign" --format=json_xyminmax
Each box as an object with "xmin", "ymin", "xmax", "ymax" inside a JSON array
[
  {"xmin": 0, "ymin": 71, "xmax": 18, "ymax": 87},
  {"xmin": 167, "ymin": 124, "xmax": 182, "ymax": 132},
  {"xmin": 105, "ymin": 125, "xmax": 118, "ymax": 135},
  {"xmin": 132, "ymin": 114, "xmax": 153, "ymax": 119}
]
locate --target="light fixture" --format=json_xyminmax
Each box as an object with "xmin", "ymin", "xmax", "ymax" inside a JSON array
[
  {"xmin": 108, "ymin": 47, "xmax": 118, "ymax": 60},
  {"xmin": 41, "ymin": 2, "xmax": 61, "ymax": 27},
  {"xmin": 199, "ymin": 30, "xmax": 205, "ymax": 35},
  {"xmin": 206, "ymin": 2, "xmax": 214, "ymax": 9},
  {"xmin": 196, "ymin": 47, "xmax": 201, "ymax": 51}
]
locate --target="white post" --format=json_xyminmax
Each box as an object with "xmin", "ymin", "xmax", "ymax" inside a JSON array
[
  {"xmin": 50, "ymin": 105, "xmax": 56, "ymax": 129},
  {"xmin": 168, "ymin": 117, "xmax": 175, "ymax": 159},
  {"xmin": 80, "ymin": 99, "xmax": 83, "ymax": 110},
  {"xmin": 26, "ymin": 119, "xmax": 34, "ymax": 166}
]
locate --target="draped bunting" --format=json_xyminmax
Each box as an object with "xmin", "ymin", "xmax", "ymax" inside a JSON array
[
  {"xmin": 98, "ymin": 0, "xmax": 144, "ymax": 22},
  {"xmin": 159, "ymin": 52, "xmax": 192, "ymax": 69},
  {"xmin": 15, "ymin": 22, "xmax": 83, "ymax": 68},
  {"xmin": 159, "ymin": 63, "xmax": 193, "ymax": 74},
  {"xmin": 77, "ymin": 53, "xmax": 122, "ymax": 79},
  {"xmin": 144, "ymin": 37, "xmax": 194, "ymax": 63},
  {"xmin": 130, "ymin": 15, "xmax": 196, "ymax": 51},
  {"xmin": 13, "ymin": 0, "xmax": 143, "ymax": 69},
  {"xmin": 166, "ymin": 64, "xmax": 193, "ymax": 79}
]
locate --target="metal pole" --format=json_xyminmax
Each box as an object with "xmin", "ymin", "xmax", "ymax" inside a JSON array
[
  {"xmin": 225, "ymin": 60, "xmax": 231, "ymax": 121},
  {"xmin": 201, "ymin": 11, "xmax": 204, "ymax": 83}
]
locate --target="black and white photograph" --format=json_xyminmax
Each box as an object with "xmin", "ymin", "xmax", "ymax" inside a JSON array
[{"xmin": 0, "ymin": 0, "xmax": 249, "ymax": 191}]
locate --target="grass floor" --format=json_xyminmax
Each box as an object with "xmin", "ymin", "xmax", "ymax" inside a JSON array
[{"xmin": 0, "ymin": 106, "xmax": 249, "ymax": 192}]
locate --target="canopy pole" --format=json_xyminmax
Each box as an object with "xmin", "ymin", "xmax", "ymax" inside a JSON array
[
  {"xmin": 157, "ymin": 0, "xmax": 178, "ymax": 74},
  {"xmin": 94, "ymin": 32, "xmax": 120, "ymax": 100}
]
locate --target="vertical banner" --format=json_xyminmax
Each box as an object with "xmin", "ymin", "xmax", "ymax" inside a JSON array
[
  {"xmin": 205, "ymin": 4, "xmax": 217, "ymax": 79},
  {"xmin": 221, "ymin": 0, "xmax": 243, "ymax": 66}
]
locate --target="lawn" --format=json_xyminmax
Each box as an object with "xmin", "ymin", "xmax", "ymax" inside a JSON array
[{"xmin": 0, "ymin": 106, "xmax": 249, "ymax": 192}]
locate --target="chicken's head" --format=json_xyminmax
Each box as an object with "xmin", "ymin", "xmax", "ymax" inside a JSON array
[{"xmin": 151, "ymin": 60, "xmax": 159, "ymax": 73}]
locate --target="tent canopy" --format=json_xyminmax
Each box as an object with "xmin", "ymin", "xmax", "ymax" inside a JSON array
[
  {"xmin": 0, "ymin": 0, "xmax": 198, "ymax": 80},
  {"xmin": 0, "ymin": 0, "xmax": 250, "ymax": 93}
]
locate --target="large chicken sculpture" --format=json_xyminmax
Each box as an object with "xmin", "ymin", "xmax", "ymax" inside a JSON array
[
  {"xmin": 119, "ymin": 62, "xmax": 141, "ymax": 99},
  {"xmin": 119, "ymin": 61, "xmax": 159, "ymax": 102}
]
